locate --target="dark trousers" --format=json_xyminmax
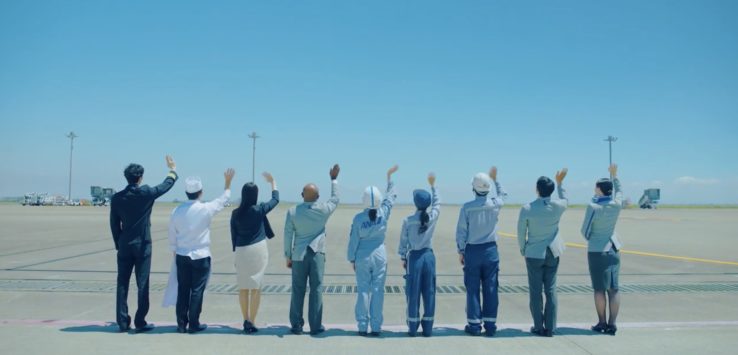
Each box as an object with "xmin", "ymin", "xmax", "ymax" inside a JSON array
[
  {"xmin": 116, "ymin": 244, "xmax": 151, "ymax": 328},
  {"xmin": 289, "ymin": 248, "xmax": 325, "ymax": 332},
  {"xmin": 463, "ymin": 242, "xmax": 499, "ymax": 332},
  {"xmin": 405, "ymin": 248, "xmax": 436, "ymax": 336},
  {"xmin": 526, "ymin": 248, "xmax": 560, "ymax": 331},
  {"xmin": 176, "ymin": 255, "xmax": 211, "ymax": 328}
]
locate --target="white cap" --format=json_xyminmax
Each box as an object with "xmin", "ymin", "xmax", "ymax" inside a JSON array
[
  {"xmin": 472, "ymin": 173, "xmax": 491, "ymax": 193},
  {"xmin": 185, "ymin": 177, "xmax": 203, "ymax": 194},
  {"xmin": 362, "ymin": 186, "xmax": 382, "ymax": 209}
]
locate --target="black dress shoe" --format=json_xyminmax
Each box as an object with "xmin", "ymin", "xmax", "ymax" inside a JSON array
[
  {"xmin": 369, "ymin": 331, "xmax": 381, "ymax": 337},
  {"xmin": 188, "ymin": 324, "xmax": 208, "ymax": 333},
  {"xmin": 176, "ymin": 326, "xmax": 187, "ymax": 334},
  {"xmin": 605, "ymin": 324, "xmax": 617, "ymax": 336},
  {"xmin": 544, "ymin": 329, "xmax": 554, "ymax": 337},
  {"xmin": 530, "ymin": 327, "xmax": 545, "ymax": 336},
  {"xmin": 310, "ymin": 326, "xmax": 326, "ymax": 335},
  {"xmin": 407, "ymin": 331, "xmax": 416, "ymax": 337},
  {"xmin": 358, "ymin": 331, "xmax": 369, "ymax": 336},
  {"xmin": 243, "ymin": 320, "xmax": 256, "ymax": 334},
  {"xmin": 119, "ymin": 316, "xmax": 132, "ymax": 332},
  {"xmin": 134, "ymin": 323, "xmax": 155, "ymax": 333},
  {"xmin": 484, "ymin": 328, "xmax": 497, "ymax": 337},
  {"xmin": 290, "ymin": 327, "xmax": 304, "ymax": 335}
]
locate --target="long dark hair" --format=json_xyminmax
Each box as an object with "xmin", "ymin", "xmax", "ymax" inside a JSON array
[
  {"xmin": 418, "ymin": 208, "xmax": 430, "ymax": 233},
  {"xmin": 235, "ymin": 182, "xmax": 258, "ymax": 218},
  {"xmin": 368, "ymin": 209, "xmax": 378, "ymax": 222}
]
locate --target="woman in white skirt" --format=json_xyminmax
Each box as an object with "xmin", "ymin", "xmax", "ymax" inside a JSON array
[{"xmin": 230, "ymin": 172, "xmax": 279, "ymax": 333}]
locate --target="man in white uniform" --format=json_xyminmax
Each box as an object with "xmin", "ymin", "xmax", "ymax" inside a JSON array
[{"xmin": 168, "ymin": 169, "xmax": 234, "ymax": 333}]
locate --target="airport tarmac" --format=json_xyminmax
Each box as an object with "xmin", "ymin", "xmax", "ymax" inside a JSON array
[{"xmin": 1, "ymin": 203, "xmax": 737, "ymax": 354}]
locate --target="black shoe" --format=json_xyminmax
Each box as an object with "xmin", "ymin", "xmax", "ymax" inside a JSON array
[
  {"xmin": 369, "ymin": 331, "xmax": 381, "ymax": 337},
  {"xmin": 530, "ymin": 327, "xmax": 545, "ymax": 337},
  {"xmin": 544, "ymin": 329, "xmax": 554, "ymax": 337},
  {"xmin": 358, "ymin": 331, "xmax": 369, "ymax": 336},
  {"xmin": 464, "ymin": 325, "xmax": 482, "ymax": 336},
  {"xmin": 422, "ymin": 332, "xmax": 432, "ymax": 338},
  {"xmin": 134, "ymin": 323, "xmax": 155, "ymax": 333},
  {"xmin": 591, "ymin": 322, "xmax": 608, "ymax": 333},
  {"xmin": 484, "ymin": 328, "xmax": 497, "ymax": 337},
  {"xmin": 605, "ymin": 324, "xmax": 617, "ymax": 336},
  {"xmin": 407, "ymin": 331, "xmax": 416, "ymax": 337},
  {"xmin": 119, "ymin": 315, "xmax": 132, "ymax": 332},
  {"xmin": 310, "ymin": 326, "xmax": 326, "ymax": 336},
  {"xmin": 290, "ymin": 327, "xmax": 304, "ymax": 335},
  {"xmin": 176, "ymin": 326, "xmax": 187, "ymax": 334},
  {"xmin": 188, "ymin": 324, "xmax": 207, "ymax": 333},
  {"xmin": 243, "ymin": 320, "xmax": 258, "ymax": 334}
]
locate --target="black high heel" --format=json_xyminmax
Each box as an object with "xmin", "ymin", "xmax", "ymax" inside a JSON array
[
  {"xmin": 591, "ymin": 322, "xmax": 608, "ymax": 333},
  {"xmin": 605, "ymin": 324, "xmax": 617, "ymax": 336}
]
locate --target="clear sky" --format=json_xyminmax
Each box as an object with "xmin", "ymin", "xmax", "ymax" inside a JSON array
[{"xmin": 1, "ymin": 0, "xmax": 737, "ymax": 205}]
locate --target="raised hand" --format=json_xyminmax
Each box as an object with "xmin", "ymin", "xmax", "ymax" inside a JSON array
[
  {"xmin": 329, "ymin": 164, "xmax": 341, "ymax": 180},
  {"xmin": 489, "ymin": 166, "xmax": 498, "ymax": 181},
  {"xmin": 262, "ymin": 172, "xmax": 274, "ymax": 183},
  {"xmin": 428, "ymin": 172, "xmax": 436, "ymax": 187},
  {"xmin": 224, "ymin": 168, "xmax": 235, "ymax": 189},
  {"xmin": 609, "ymin": 164, "xmax": 618, "ymax": 178},
  {"xmin": 166, "ymin": 155, "xmax": 176, "ymax": 171},
  {"xmin": 387, "ymin": 164, "xmax": 399, "ymax": 180},
  {"xmin": 555, "ymin": 168, "xmax": 568, "ymax": 185}
]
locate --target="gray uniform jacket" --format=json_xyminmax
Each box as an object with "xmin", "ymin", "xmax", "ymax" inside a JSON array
[
  {"xmin": 581, "ymin": 178, "xmax": 624, "ymax": 252},
  {"xmin": 517, "ymin": 184, "xmax": 568, "ymax": 259}
]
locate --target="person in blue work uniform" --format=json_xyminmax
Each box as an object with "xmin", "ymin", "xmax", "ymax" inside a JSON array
[
  {"xmin": 517, "ymin": 168, "xmax": 568, "ymax": 337},
  {"xmin": 347, "ymin": 165, "xmax": 399, "ymax": 337},
  {"xmin": 456, "ymin": 166, "xmax": 507, "ymax": 337},
  {"xmin": 398, "ymin": 172, "xmax": 440, "ymax": 337},
  {"xmin": 581, "ymin": 164, "xmax": 624, "ymax": 336}
]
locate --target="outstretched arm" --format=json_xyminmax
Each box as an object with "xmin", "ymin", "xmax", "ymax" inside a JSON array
[
  {"xmin": 206, "ymin": 168, "xmax": 235, "ymax": 216},
  {"xmin": 427, "ymin": 173, "xmax": 441, "ymax": 221},
  {"xmin": 556, "ymin": 168, "xmax": 569, "ymax": 208},
  {"xmin": 149, "ymin": 155, "xmax": 178, "ymax": 199},
  {"xmin": 489, "ymin": 166, "xmax": 508, "ymax": 205},
  {"xmin": 260, "ymin": 172, "xmax": 280, "ymax": 213},
  {"xmin": 381, "ymin": 165, "xmax": 399, "ymax": 218}
]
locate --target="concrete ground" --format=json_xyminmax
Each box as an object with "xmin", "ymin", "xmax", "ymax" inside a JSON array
[{"xmin": 1, "ymin": 203, "xmax": 737, "ymax": 354}]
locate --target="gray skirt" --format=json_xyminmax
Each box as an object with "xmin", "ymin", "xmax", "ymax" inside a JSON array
[{"xmin": 587, "ymin": 249, "xmax": 620, "ymax": 291}]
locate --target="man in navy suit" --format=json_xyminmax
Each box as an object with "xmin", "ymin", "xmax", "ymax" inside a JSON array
[{"xmin": 110, "ymin": 155, "xmax": 178, "ymax": 332}]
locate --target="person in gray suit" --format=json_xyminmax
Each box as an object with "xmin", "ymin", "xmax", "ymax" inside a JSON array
[
  {"xmin": 581, "ymin": 164, "xmax": 624, "ymax": 336},
  {"xmin": 517, "ymin": 168, "xmax": 568, "ymax": 337}
]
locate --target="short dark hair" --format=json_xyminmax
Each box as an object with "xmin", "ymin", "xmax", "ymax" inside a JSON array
[
  {"xmin": 536, "ymin": 176, "xmax": 555, "ymax": 198},
  {"xmin": 186, "ymin": 191, "xmax": 201, "ymax": 200},
  {"xmin": 124, "ymin": 164, "xmax": 144, "ymax": 185},
  {"xmin": 596, "ymin": 178, "xmax": 613, "ymax": 196}
]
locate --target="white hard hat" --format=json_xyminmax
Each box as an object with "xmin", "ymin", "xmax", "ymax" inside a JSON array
[
  {"xmin": 185, "ymin": 177, "xmax": 203, "ymax": 193},
  {"xmin": 472, "ymin": 173, "xmax": 491, "ymax": 193},
  {"xmin": 362, "ymin": 186, "xmax": 382, "ymax": 209}
]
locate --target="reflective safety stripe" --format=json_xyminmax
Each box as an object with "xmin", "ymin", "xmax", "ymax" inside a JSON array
[
  {"xmin": 407, "ymin": 317, "xmax": 420, "ymax": 322},
  {"xmin": 482, "ymin": 317, "xmax": 497, "ymax": 322},
  {"xmin": 467, "ymin": 319, "xmax": 481, "ymax": 324},
  {"xmin": 422, "ymin": 317, "xmax": 434, "ymax": 321}
]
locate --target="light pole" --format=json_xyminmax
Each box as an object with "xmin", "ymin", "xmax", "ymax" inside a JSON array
[
  {"xmin": 604, "ymin": 135, "xmax": 617, "ymax": 178},
  {"xmin": 248, "ymin": 132, "xmax": 260, "ymax": 182},
  {"xmin": 66, "ymin": 131, "xmax": 78, "ymax": 202}
]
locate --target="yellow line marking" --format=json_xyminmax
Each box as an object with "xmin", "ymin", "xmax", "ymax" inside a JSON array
[{"xmin": 498, "ymin": 232, "xmax": 738, "ymax": 267}]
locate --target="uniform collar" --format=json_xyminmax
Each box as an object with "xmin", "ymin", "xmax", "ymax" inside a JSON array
[{"xmin": 594, "ymin": 196, "xmax": 612, "ymax": 203}]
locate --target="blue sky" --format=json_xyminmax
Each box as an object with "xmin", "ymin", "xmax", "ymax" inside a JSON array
[{"xmin": 1, "ymin": 0, "xmax": 737, "ymax": 204}]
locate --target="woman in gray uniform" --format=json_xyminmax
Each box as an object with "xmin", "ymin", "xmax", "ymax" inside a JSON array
[{"xmin": 581, "ymin": 164, "xmax": 624, "ymax": 336}]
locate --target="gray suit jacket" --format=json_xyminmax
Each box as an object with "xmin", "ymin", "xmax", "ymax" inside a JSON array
[{"xmin": 517, "ymin": 184, "xmax": 568, "ymax": 259}]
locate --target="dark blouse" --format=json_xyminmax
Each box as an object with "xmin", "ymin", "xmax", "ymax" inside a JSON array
[{"xmin": 230, "ymin": 190, "xmax": 279, "ymax": 251}]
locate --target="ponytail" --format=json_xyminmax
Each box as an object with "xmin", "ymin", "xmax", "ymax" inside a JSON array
[
  {"xmin": 369, "ymin": 209, "xmax": 378, "ymax": 222},
  {"xmin": 419, "ymin": 209, "xmax": 429, "ymax": 234}
]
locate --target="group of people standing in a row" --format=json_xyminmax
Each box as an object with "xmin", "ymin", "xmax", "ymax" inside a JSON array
[{"xmin": 110, "ymin": 156, "xmax": 624, "ymax": 338}]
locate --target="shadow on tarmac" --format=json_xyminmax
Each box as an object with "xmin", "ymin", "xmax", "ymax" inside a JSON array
[{"xmin": 60, "ymin": 324, "xmax": 602, "ymax": 338}]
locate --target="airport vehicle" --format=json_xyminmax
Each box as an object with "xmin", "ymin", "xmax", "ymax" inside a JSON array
[
  {"xmin": 638, "ymin": 188, "xmax": 661, "ymax": 209},
  {"xmin": 22, "ymin": 193, "xmax": 47, "ymax": 206},
  {"xmin": 90, "ymin": 186, "xmax": 116, "ymax": 206}
]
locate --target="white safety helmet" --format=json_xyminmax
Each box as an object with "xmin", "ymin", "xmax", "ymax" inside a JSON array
[
  {"xmin": 472, "ymin": 173, "xmax": 491, "ymax": 193},
  {"xmin": 362, "ymin": 186, "xmax": 382, "ymax": 209}
]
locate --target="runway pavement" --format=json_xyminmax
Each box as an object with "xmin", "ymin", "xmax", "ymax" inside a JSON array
[{"xmin": 1, "ymin": 203, "xmax": 737, "ymax": 354}]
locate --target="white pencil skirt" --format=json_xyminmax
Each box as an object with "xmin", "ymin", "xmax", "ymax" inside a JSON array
[{"xmin": 234, "ymin": 239, "xmax": 269, "ymax": 289}]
